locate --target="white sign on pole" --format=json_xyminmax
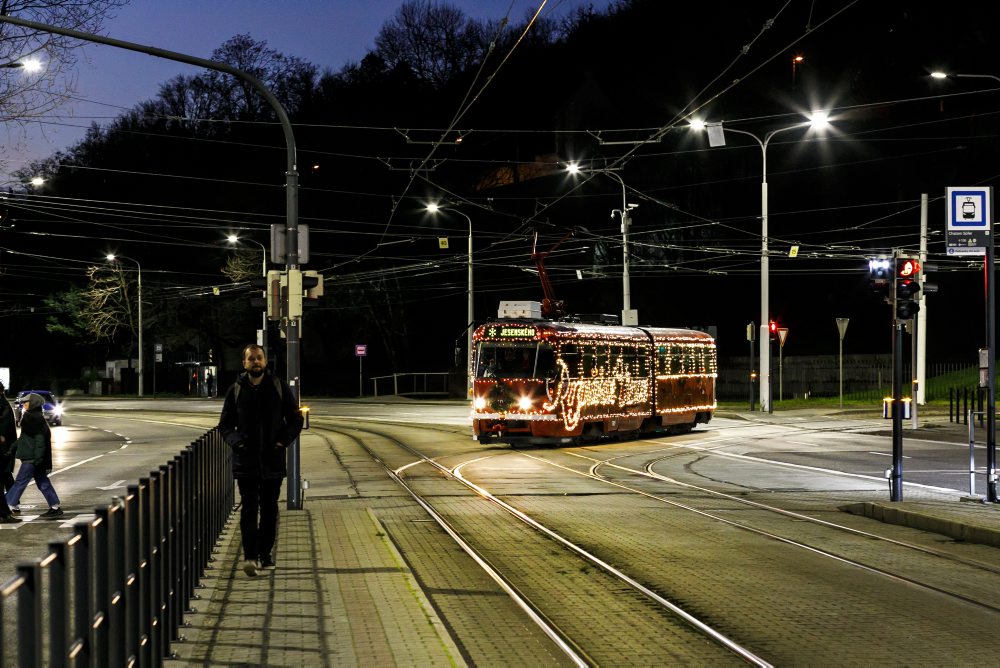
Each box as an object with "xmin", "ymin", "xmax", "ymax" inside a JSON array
[
  {"xmin": 946, "ymin": 186, "xmax": 992, "ymax": 256},
  {"xmin": 355, "ymin": 344, "xmax": 367, "ymax": 357}
]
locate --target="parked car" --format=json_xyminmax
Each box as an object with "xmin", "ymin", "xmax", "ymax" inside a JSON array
[{"xmin": 14, "ymin": 390, "xmax": 63, "ymax": 427}]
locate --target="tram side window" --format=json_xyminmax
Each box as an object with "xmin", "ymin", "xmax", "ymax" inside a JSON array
[
  {"xmin": 561, "ymin": 344, "xmax": 580, "ymax": 377},
  {"xmin": 670, "ymin": 345, "xmax": 683, "ymax": 375},
  {"xmin": 636, "ymin": 348, "xmax": 648, "ymax": 377},
  {"xmin": 536, "ymin": 346, "xmax": 557, "ymax": 378}
]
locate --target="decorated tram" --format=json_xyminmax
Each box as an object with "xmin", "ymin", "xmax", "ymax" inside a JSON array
[{"xmin": 471, "ymin": 301, "xmax": 717, "ymax": 445}]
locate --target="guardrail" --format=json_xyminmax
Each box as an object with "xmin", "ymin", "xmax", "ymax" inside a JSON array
[
  {"xmin": 0, "ymin": 427, "xmax": 233, "ymax": 667},
  {"xmin": 371, "ymin": 372, "xmax": 450, "ymax": 397}
]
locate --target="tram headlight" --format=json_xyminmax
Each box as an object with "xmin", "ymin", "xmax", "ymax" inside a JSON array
[
  {"xmin": 518, "ymin": 395, "xmax": 534, "ymax": 411},
  {"xmin": 473, "ymin": 396, "xmax": 487, "ymax": 410}
]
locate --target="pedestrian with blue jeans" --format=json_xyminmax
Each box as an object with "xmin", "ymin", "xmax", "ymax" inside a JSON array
[{"xmin": 7, "ymin": 393, "xmax": 63, "ymax": 518}]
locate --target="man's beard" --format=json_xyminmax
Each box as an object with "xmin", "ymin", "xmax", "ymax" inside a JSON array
[{"xmin": 248, "ymin": 367, "xmax": 265, "ymax": 378}]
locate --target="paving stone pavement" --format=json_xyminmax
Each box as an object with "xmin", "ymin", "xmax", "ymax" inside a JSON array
[{"xmin": 173, "ymin": 432, "xmax": 466, "ymax": 667}]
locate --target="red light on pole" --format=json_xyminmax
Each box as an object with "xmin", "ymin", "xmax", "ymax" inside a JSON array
[{"xmin": 898, "ymin": 259, "xmax": 920, "ymax": 278}]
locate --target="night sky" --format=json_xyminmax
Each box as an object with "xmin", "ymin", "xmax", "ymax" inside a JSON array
[{"xmin": 2, "ymin": 1, "xmax": 999, "ymax": 392}]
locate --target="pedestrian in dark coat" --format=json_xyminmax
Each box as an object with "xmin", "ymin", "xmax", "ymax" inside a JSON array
[
  {"xmin": 6, "ymin": 393, "xmax": 62, "ymax": 519},
  {"xmin": 218, "ymin": 344, "xmax": 303, "ymax": 576},
  {"xmin": 0, "ymin": 382, "xmax": 18, "ymax": 493}
]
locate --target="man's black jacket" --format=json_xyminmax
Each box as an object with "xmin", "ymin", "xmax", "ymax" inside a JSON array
[{"xmin": 218, "ymin": 371, "xmax": 303, "ymax": 479}]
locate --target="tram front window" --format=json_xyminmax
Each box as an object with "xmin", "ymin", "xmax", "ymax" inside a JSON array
[{"xmin": 476, "ymin": 343, "xmax": 555, "ymax": 379}]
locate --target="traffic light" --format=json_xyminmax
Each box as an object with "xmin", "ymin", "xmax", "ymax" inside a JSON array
[
  {"xmin": 895, "ymin": 258, "xmax": 921, "ymax": 320},
  {"xmin": 769, "ymin": 320, "xmax": 778, "ymax": 340},
  {"xmin": 302, "ymin": 270, "xmax": 324, "ymax": 300},
  {"xmin": 250, "ymin": 270, "xmax": 282, "ymax": 320},
  {"xmin": 920, "ymin": 261, "xmax": 938, "ymax": 297},
  {"xmin": 868, "ymin": 257, "xmax": 891, "ymax": 301}
]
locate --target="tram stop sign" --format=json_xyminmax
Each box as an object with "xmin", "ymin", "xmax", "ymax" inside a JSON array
[{"xmin": 777, "ymin": 328, "xmax": 789, "ymax": 348}]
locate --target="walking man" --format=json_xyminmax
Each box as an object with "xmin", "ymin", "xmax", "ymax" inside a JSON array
[
  {"xmin": 218, "ymin": 344, "xmax": 303, "ymax": 576},
  {"xmin": 0, "ymin": 382, "xmax": 18, "ymax": 494},
  {"xmin": 7, "ymin": 393, "xmax": 62, "ymax": 519}
]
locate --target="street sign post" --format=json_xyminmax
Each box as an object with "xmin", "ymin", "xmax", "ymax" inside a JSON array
[
  {"xmin": 836, "ymin": 318, "xmax": 849, "ymax": 408},
  {"xmin": 947, "ymin": 187, "xmax": 996, "ymax": 501},
  {"xmin": 747, "ymin": 322, "xmax": 755, "ymax": 412},
  {"xmin": 777, "ymin": 328, "xmax": 788, "ymax": 401},
  {"xmin": 946, "ymin": 186, "xmax": 990, "ymax": 256},
  {"xmin": 356, "ymin": 344, "xmax": 367, "ymax": 397}
]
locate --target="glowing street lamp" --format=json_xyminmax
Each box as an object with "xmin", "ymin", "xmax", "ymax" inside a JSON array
[
  {"xmin": 566, "ymin": 163, "xmax": 639, "ymax": 325},
  {"xmin": 227, "ymin": 233, "xmax": 269, "ymax": 357},
  {"xmin": 106, "ymin": 254, "xmax": 143, "ymax": 398},
  {"xmin": 692, "ymin": 111, "xmax": 831, "ymax": 413},
  {"xmin": 426, "ymin": 202, "xmax": 474, "ymax": 399}
]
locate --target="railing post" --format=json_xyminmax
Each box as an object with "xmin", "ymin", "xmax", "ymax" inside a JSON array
[
  {"xmin": 969, "ymin": 410, "xmax": 978, "ymax": 496},
  {"xmin": 124, "ymin": 486, "xmax": 140, "ymax": 665},
  {"xmin": 17, "ymin": 563, "xmax": 42, "ymax": 668},
  {"xmin": 108, "ymin": 499, "xmax": 126, "ymax": 668},
  {"xmin": 46, "ymin": 542, "xmax": 69, "ymax": 668},
  {"xmin": 70, "ymin": 523, "xmax": 91, "ymax": 665},
  {"xmin": 93, "ymin": 508, "xmax": 110, "ymax": 665}
]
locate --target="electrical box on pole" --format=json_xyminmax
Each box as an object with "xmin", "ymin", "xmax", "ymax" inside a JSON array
[{"xmin": 287, "ymin": 268, "xmax": 303, "ymax": 319}]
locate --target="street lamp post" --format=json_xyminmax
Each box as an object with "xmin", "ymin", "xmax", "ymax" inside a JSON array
[
  {"xmin": 565, "ymin": 165, "xmax": 639, "ymax": 325},
  {"xmin": 426, "ymin": 203, "xmax": 474, "ymax": 399},
  {"xmin": 107, "ymin": 254, "xmax": 143, "ymax": 398},
  {"xmin": 694, "ymin": 113, "xmax": 830, "ymax": 413},
  {"xmin": 227, "ymin": 234, "xmax": 269, "ymax": 358},
  {"xmin": 603, "ymin": 172, "xmax": 639, "ymax": 326},
  {"xmin": 931, "ymin": 71, "xmax": 998, "ymax": 502}
]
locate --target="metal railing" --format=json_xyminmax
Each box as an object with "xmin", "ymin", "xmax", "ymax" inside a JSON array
[
  {"xmin": 949, "ymin": 386, "xmax": 988, "ymax": 425},
  {"xmin": 0, "ymin": 427, "xmax": 233, "ymax": 667},
  {"xmin": 371, "ymin": 372, "xmax": 450, "ymax": 397}
]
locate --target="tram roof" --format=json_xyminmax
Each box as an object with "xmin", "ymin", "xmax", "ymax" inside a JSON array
[{"xmin": 477, "ymin": 320, "xmax": 715, "ymax": 343}]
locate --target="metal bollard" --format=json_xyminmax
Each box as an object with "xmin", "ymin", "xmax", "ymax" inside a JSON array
[{"xmin": 968, "ymin": 410, "xmax": 985, "ymax": 497}]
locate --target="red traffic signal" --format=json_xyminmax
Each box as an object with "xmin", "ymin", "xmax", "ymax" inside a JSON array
[
  {"xmin": 769, "ymin": 320, "xmax": 778, "ymax": 340},
  {"xmin": 897, "ymin": 259, "xmax": 919, "ymax": 278}
]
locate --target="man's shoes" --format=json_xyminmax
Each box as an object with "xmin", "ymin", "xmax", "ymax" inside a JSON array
[
  {"xmin": 242, "ymin": 559, "xmax": 259, "ymax": 577},
  {"xmin": 41, "ymin": 507, "xmax": 64, "ymax": 519},
  {"xmin": 9, "ymin": 507, "xmax": 19, "ymax": 514},
  {"xmin": 0, "ymin": 514, "xmax": 21, "ymax": 523},
  {"xmin": 259, "ymin": 555, "xmax": 276, "ymax": 570}
]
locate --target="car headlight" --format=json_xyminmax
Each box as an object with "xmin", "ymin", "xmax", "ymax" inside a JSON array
[
  {"xmin": 518, "ymin": 396, "xmax": 534, "ymax": 411},
  {"xmin": 473, "ymin": 397, "xmax": 487, "ymax": 410},
  {"xmin": 53, "ymin": 406, "xmax": 63, "ymax": 416}
]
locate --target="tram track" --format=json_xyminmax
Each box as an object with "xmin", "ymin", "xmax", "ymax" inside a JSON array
[
  {"xmin": 510, "ymin": 444, "xmax": 1000, "ymax": 613},
  {"xmin": 311, "ymin": 414, "xmax": 1000, "ymax": 663},
  {"xmin": 313, "ymin": 420, "xmax": 770, "ymax": 667}
]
